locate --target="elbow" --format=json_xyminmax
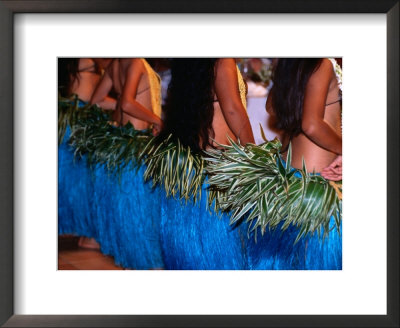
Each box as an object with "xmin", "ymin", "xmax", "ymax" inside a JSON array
[
  {"xmin": 301, "ymin": 119, "xmax": 318, "ymax": 137},
  {"xmin": 120, "ymin": 98, "xmax": 132, "ymax": 111}
]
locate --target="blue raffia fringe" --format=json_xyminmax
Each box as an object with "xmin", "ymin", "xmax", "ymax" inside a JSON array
[{"xmin": 58, "ymin": 98, "xmax": 342, "ymax": 270}]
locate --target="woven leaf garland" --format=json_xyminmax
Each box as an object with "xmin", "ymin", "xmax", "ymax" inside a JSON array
[
  {"xmin": 205, "ymin": 138, "xmax": 342, "ymax": 242},
  {"xmin": 59, "ymin": 97, "xmax": 342, "ymax": 242}
]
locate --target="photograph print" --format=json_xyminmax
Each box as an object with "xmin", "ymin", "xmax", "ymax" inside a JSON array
[{"xmin": 58, "ymin": 57, "xmax": 342, "ymax": 270}]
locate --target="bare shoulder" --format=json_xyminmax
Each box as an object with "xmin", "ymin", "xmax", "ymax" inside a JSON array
[
  {"xmin": 316, "ymin": 58, "xmax": 334, "ymax": 77},
  {"xmin": 215, "ymin": 58, "xmax": 236, "ymax": 74},
  {"xmin": 125, "ymin": 58, "xmax": 145, "ymax": 72},
  {"xmin": 308, "ymin": 58, "xmax": 334, "ymax": 86}
]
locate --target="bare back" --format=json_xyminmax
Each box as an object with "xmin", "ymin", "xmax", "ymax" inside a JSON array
[
  {"xmin": 267, "ymin": 59, "xmax": 342, "ymax": 173},
  {"xmin": 290, "ymin": 75, "xmax": 341, "ymax": 172},
  {"xmin": 70, "ymin": 58, "xmax": 101, "ymax": 102},
  {"xmin": 211, "ymin": 102, "xmax": 237, "ymax": 146}
]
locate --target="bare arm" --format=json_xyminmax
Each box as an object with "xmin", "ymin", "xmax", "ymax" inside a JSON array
[
  {"xmin": 97, "ymin": 96, "xmax": 117, "ymax": 110},
  {"xmin": 120, "ymin": 59, "xmax": 162, "ymax": 131},
  {"xmin": 90, "ymin": 68, "xmax": 113, "ymax": 105},
  {"xmin": 301, "ymin": 59, "xmax": 342, "ymax": 155},
  {"xmin": 214, "ymin": 59, "xmax": 255, "ymax": 144}
]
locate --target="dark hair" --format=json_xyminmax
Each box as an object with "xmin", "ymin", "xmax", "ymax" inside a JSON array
[
  {"xmin": 58, "ymin": 58, "xmax": 80, "ymax": 97},
  {"xmin": 270, "ymin": 58, "xmax": 323, "ymax": 138},
  {"xmin": 159, "ymin": 58, "xmax": 218, "ymax": 153}
]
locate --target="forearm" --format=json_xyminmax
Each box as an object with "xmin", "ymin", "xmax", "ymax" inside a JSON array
[
  {"xmin": 90, "ymin": 74, "xmax": 112, "ymax": 105},
  {"xmin": 303, "ymin": 120, "xmax": 342, "ymax": 155},
  {"xmin": 214, "ymin": 59, "xmax": 255, "ymax": 144},
  {"xmin": 225, "ymin": 109, "xmax": 255, "ymax": 145},
  {"xmin": 121, "ymin": 99, "xmax": 161, "ymax": 125},
  {"xmin": 236, "ymin": 119, "xmax": 255, "ymax": 145},
  {"xmin": 90, "ymin": 90, "xmax": 106, "ymax": 105},
  {"xmin": 97, "ymin": 96, "xmax": 117, "ymax": 110}
]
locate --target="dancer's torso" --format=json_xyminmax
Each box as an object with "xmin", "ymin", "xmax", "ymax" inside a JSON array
[
  {"xmin": 71, "ymin": 58, "xmax": 101, "ymax": 103},
  {"xmin": 111, "ymin": 58, "xmax": 153, "ymax": 130},
  {"xmin": 270, "ymin": 59, "xmax": 342, "ymax": 173},
  {"xmin": 211, "ymin": 103, "xmax": 237, "ymax": 147},
  {"xmin": 210, "ymin": 66, "xmax": 247, "ymax": 148}
]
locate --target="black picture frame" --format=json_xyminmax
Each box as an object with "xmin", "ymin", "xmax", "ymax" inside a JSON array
[{"xmin": 0, "ymin": 1, "xmax": 398, "ymax": 327}]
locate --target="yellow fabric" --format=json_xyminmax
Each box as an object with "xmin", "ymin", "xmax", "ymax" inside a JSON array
[
  {"xmin": 328, "ymin": 58, "xmax": 342, "ymax": 91},
  {"xmin": 236, "ymin": 66, "xmax": 247, "ymax": 109},
  {"xmin": 329, "ymin": 181, "xmax": 342, "ymax": 200},
  {"xmin": 142, "ymin": 59, "xmax": 162, "ymax": 118}
]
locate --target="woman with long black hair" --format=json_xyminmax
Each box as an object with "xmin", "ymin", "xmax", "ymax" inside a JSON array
[
  {"xmin": 267, "ymin": 58, "xmax": 342, "ymax": 174},
  {"xmin": 160, "ymin": 58, "xmax": 254, "ymax": 151},
  {"xmin": 58, "ymin": 58, "xmax": 115, "ymax": 108},
  {"xmin": 247, "ymin": 58, "xmax": 342, "ymax": 270},
  {"xmin": 59, "ymin": 58, "xmax": 166, "ymax": 269},
  {"xmin": 58, "ymin": 58, "xmax": 116, "ymax": 249},
  {"xmin": 158, "ymin": 58, "xmax": 255, "ymax": 269}
]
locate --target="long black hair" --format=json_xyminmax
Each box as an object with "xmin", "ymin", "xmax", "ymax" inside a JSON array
[
  {"xmin": 159, "ymin": 58, "xmax": 218, "ymax": 153},
  {"xmin": 58, "ymin": 58, "xmax": 80, "ymax": 97},
  {"xmin": 270, "ymin": 58, "xmax": 323, "ymax": 138}
]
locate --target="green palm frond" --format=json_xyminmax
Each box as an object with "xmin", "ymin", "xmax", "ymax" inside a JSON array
[
  {"xmin": 59, "ymin": 95, "xmax": 152, "ymax": 173},
  {"xmin": 59, "ymin": 96, "xmax": 342, "ymax": 243},
  {"xmin": 204, "ymin": 137, "xmax": 342, "ymax": 242},
  {"xmin": 58, "ymin": 94, "xmax": 112, "ymax": 145},
  {"xmin": 140, "ymin": 135, "xmax": 205, "ymax": 202},
  {"xmin": 69, "ymin": 121, "xmax": 152, "ymax": 173}
]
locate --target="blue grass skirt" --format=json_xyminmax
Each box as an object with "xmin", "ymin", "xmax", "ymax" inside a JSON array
[
  {"xmin": 159, "ymin": 182, "xmax": 248, "ymax": 270},
  {"xmin": 246, "ymin": 169, "xmax": 342, "ymax": 270},
  {"xmin": 92, "ymin": 163, "xmax": 164, "ymax": 269},
  {"xmin": 246, "ymin": 218, "xmax": 342, "ymax": 270},
  {"xmin": 58, "ymin": 128, "xmax": 164, "ymax": 269},
  {"xmin": 58, "ymin": 126, "xmax": 97, "ymax": 239},
  {"xmin": 160, "ymin": 190, "xmax": 341, "ymax": 270},
  {"xmin": 59, "ymin": 125, "xmax": 341, "ymax": 270}
]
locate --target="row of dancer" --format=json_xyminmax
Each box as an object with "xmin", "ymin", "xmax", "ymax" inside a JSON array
[{"xmin": 58, "ymin": 58, "xmax": 342, "ymax": 269}]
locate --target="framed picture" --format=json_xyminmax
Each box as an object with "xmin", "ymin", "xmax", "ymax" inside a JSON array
[{"xmin": 1, "ymin": 0, "xmax": 398, "ymax": 327}]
